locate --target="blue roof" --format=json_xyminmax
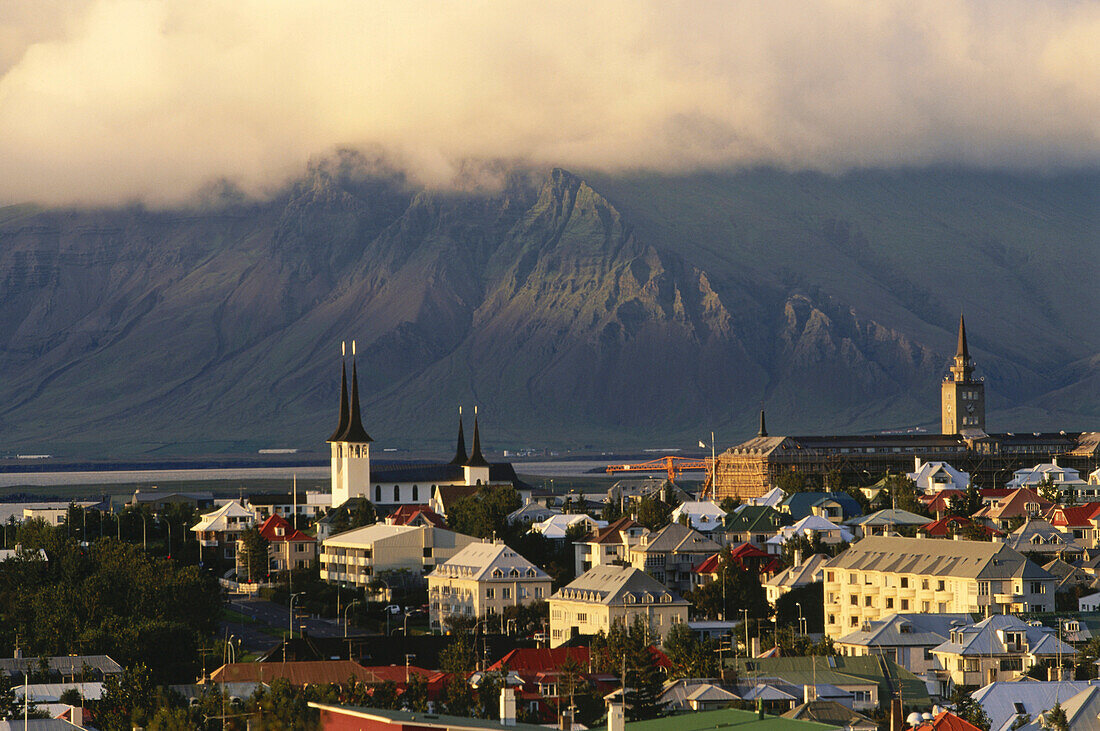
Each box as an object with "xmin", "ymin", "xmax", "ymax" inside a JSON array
[{"xmin": 782, "ymin": 492, "xmax": 863, "ymax": 520}]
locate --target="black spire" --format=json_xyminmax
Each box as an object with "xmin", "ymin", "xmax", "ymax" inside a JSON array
[
  {"xmin": 956, "ymin": 314, "xmax": 970, "ymax": 361},
  {"xmin": 758, "ymin": 409, "xmax": 768, "ymax": 438},
  {"xmin": 326, "ymin": 357, "xmax": 349, "ymax": 442},
  {"xmin": 450, "ymin": 410, "xmax": 468, "ymax": 465},
  {"xmin": 466, "ymin": 414, "xmax": 489, "ymax": 468},
  {"xmin": 337, "ymin": 359, "xmax": 373, "ymax": 443}
]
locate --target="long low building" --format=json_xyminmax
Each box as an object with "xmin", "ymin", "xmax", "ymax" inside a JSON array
[
  {"xmin": 319, "ymin": 523, "xmax": 477, "ymax": 586},
  {"xmin": 823, "ymin": 535, "xmax": 1054, "ymax": 639}
]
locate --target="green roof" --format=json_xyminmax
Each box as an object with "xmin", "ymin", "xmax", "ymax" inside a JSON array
[
  {"xmin": 616, "ymin": 708, "xmax": 840, "ymax": 731},
  {"xmin": 724, "ymin": 506, "xmax": 785, "ymax": 533},
  {"xmin": 729, "ymin": 656, "xmax": 930, "ymax": 706}
]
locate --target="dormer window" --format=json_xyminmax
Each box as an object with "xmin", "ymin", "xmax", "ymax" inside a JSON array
[
  {"xmin": 275, "ymin": 527, "xmax": 286, "ymax": 537},
  {"xmin": 492, "ymin": 569, "xmax": 504, "ymax": 578}
]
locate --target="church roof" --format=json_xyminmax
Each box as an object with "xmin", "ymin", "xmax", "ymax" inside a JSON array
[
  {"xmin": 334, "ymin": 360, "xmax": 372, "ymax": 443},
  {"xmin": 450, "ymin": 415, "xmax": 468, "ymax": 465},
  {"xmin": 957, "ymin": 314, "xmax": 970, "ymax": 360},
  {"xmin": 466, "ymin": 417, "xmax": 490, "ymax": 468},
  {"xmin": 327, "ymin": 360, "xmax": 350, "ymax": 442}
]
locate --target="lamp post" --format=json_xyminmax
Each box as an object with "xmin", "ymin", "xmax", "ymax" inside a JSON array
[
  {"xmin": 163, "ymin": 519, "xmax": 173, "ymax": 558},
  {"xmin": 741, "ymin": 609, "xmax": 750, "ymax": 657},
  {"xmin": 344, "ymin": 600, "xmax": 362, "ymax": 639},
  {"xmin": 289, "ymin": 592, "xmax": 304, "ymax": 640},
  {"xmin": 140, "ymin": 512, "xmax": 149, "ymax": 552},
  {"xmin": 796, "ymin": 602, "xmax": 805, "ymax": 636}
]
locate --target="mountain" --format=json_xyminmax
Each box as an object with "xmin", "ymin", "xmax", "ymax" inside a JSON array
[{"xmin": 0, "ymin": 158, "xmax": 1096, "ymax": 457}]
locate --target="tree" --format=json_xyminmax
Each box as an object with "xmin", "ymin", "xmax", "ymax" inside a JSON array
[
  {"xmin": 881, "ymin": 475, "xmax": 928, "ymax": 516},
  {"xmin": 446, "ymin": 486, "xmax": 521, "ymax": 540},
  {"xmin": 662, "ymin": 622, "xmax": 718, "ymax": 679},
  {"xmin": 239, "ymin": 526, "xmax": 270, "ymax": 583},
  {"xmin": 403, "ymin": 672, "xmax": 430, "ymax": 712},
  {"xmin": 719, "ymin": 497, "xmax": 740, "ymax": 514},
  {"xmin": 590, "ymin": 618, "xmax": 664, "ymax": 720},
  {"xmin": 949, "ymin": 685, "xmax": 991, "ymax": 731},
  {"xmin": 775, "ymin": 582, "xmax": 825, "ymax": 634},
  {"xmin": 1046, "ymin": 702, "xmax": 1068, "ymax": 731},
  {"xmin": 444, "ymin": 676, "xmax": 475, "ymax": 717},
  {"xmin": 1037, "ymin": 478, "xmax": 1061, "ymax": 505},
  {"xmin": 634, "ymin": 497, "xmax": 673, "ymax": 531},
  {"xmin": 95, "ymin": 663, "xmax": 157, "ymax": 731},
  {"xmin": 688, "ymin": 550, "xmax": 770, "ymax": 621},
  {"xmin": 775, "ymin": 471, "xmax": 808, "ymax": 494},
  {"xmin": 439, "ymin": 633, "xmax": 477, "ymax": 674}
]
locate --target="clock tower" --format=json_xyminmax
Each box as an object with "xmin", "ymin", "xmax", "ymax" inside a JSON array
[{"xmin": 941, "ymin": 315, "xmax": 986, "ymax": 434}]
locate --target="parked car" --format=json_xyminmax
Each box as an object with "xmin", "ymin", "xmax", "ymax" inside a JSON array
[{"xmin": 383, "ymin": 605, "xmax": 402, "ymax": 615}]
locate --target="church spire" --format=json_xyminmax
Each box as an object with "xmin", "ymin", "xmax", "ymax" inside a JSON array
[
  {"xmin": 450, "ymin": 407, "xmax": 468, "ymax": 465},
  {"xmin": 950, "ymin": 314, "xmax": 974, "ymax": 382},
  {"xmin": 466, "ymin": 408, "xmax": 489, "ymax": 468},
  {"xmin": 327, "ymin": 343, "xmax": 349, "ymax": 442},
  {"xmin": 336, "ymin": 341, "xmax": 373, "ymax": 443},
  {"xmin": 758, "ymin": 409, "xmax": 768, "ymax": 438}
]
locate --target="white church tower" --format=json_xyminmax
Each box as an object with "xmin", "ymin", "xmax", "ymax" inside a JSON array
[
  {"xmin": 329, "ymin": 342, "xmax": 373, "ymax": 508},
  {"xmin": 464, "ymin": 408, "xmax": 491, "ymax": 486}
]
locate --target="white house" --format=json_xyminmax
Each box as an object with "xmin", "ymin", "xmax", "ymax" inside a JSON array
[
  {"xmin": 191, "ymin": 501, "xmax": 256, "ymax": 562},
  {"xmin": 1080, "ymin": 591, "xmax": 1100, "ymax": 612},
  {"xmin": 670, "ymin": 501, "xmax": 727, "ymax": 533},
  {"xmin": 1007, "ymin": 461, "xmax": 1088, "ymax": 498},
  {"xmin": 907, "ymin": 459, "xmax": 970, "ymax": 493},
  {"xmin": 766, "ymin": 515, "xmax": 854, "ymax": 555},
  {"xmin": 529, "ymin": 514, "xmax": 604, "ymax": 540}
]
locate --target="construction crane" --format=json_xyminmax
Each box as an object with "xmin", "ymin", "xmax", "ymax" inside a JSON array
[{"xmin": 605, "ymin": 455, "xmax": 714, "ymax": 485}]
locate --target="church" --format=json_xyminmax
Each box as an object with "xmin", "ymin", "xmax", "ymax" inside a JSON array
[
  {"xmin": 326, "ymin": 347, "xmax": 526, "ymax": 510},
  {"xmin": 711, "ymin": 316, "xmax": 1100, "ymax": 499}
]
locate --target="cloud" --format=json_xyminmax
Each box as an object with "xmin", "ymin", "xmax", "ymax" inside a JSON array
[{"xmin": 0, "ymin": 0, "xmax": 1097, "ymax": 205}]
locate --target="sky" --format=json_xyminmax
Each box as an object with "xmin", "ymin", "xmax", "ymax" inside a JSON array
[{"xmin": 0, "ymin": 0, "xmax": 1097, "ymax": 206}]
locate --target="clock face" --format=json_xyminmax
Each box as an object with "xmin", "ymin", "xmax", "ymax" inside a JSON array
[{"xmin": 966, "ymin": 404, "xmax": 975, "ymax": 414}]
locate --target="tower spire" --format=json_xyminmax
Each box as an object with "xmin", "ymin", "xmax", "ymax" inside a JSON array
[
  {"xmin": 337, "ymin": 340, "xmax": 373, "ymax": 443},
  {"xmin": 758, "ymin": 409, "xmax": 768, "ymax": 438},
  {"xmin": 450, "ymin": 407, "xmax": 468, "ymax": 465},
  {"xmin": 327, "ymin": 342, "xmax": 349, "ymax": 442},
  {"xmin": 956, "ymin": 314, "xmax": 969, "ymax": 361},
  {"xmin": 466, "ymin": 406, "xmax": 489, "ymax": 468}
]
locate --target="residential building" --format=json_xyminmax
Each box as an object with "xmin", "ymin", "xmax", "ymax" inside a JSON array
[
  {"xmin": 1046, "ymin": 503, "xmax": 1100, "ymax": 545},
  {"xmin": 1002, "ymin": 518, "xmax": 1083, "ymax": 561},
  {"xmin": 919, "ymin": 490, "xmax": 966, "ymax": 517},
  {"xmin": 930, "ymin": 615, "xmax": 1075, "ymax": 686},
  {"xmin": 319, "ymin": 524, "xmax": 477, "ymax": 587},
  {"xmin": 1007, "ymin": 462, "xmax": 1087, "ymax": 494},
  {"xmin": 917, "ymin": 516, "xmax": 1000, "ymax": 540},
  {"xmin": 506, "ymin": 501, "xmax": 561, "ymax": 526},
  {"xmin": 727, "ymin": 655, "xmax": 931, "ymax": 712},
  {"xmin": 670, "ymin": 501, "xmax": 727, "ymax": 533},
  {"xmin": 385, "ymin": 505, "xmax": 446, "ymax": 528},
  {"xmin": 782, "ymin": 700, "xmax": 877, "ymax": 731},
  {"xmin": 823, "ymin": 536, "xmax": 1055, "ymax": 638},
  {"xmin": 549, "ymin": 565, "xmax": 688, "ymax": 646},
  {"xmin": 908, "ymin": 460, "xmax": 971, "ymax": 493},
  {"xmin": 746, "ymin": 487, "xmax": 787, "ymax": 508},
  {"xmin": 720, "ymin": 505, "xmax": 787, "ymax": 548},
  {"xmin": 835, "ymin": 613, "xmax": 970, "ymax": 681},
  {"xmin": 765, "ymin": 553, "xmax": 829, "ymax": 604},
  {"xmin": 766, "ymin": 515, "xmax": 854, "ymax": 555},
  {"xmin": 845, "ymin": 509, "xmax": 929, "ymax": 539},
  {"xmin": 529, "ymin": 513, "xmax": 603, "ymax": 540},
  {"xmin": 908, "ymin": 712, "xmax": 984, "ymax": 731},
  {"xmin": 191, "ymin": 501, "xmax": 255, "ymax": 562},
  {"xmin": 574, "ymin": 516, "xmax": 646, "ymax": 576},
  {"xmin": 127, "ymin": 491, "xmax": 213, "ymax": 512},
  {"xmin": 781, "ymin": 492, "xmax": 863, "ymax": 522},
  {"xmin": 235, "ymin": 514, "xmax": 317, "ymax": 580},
  {"xmin": 606, "ymin": 478, "xmax": 692, "ymax": 509},
  {"xmin": 693, "ymin": 544, "xmax": 783, "ymax": 591},
  {"xmin": 246, "ymin": 491, "xmax": 329, "ymax": 522},
  {"xmin": 627, "ymin": 522, "xmax": 721, "ymax": 594},
  {"xmin": 1018, "ymin": 686, "xmax": 1100, "ymax": 731},
  {"xmin": 972, "ymin": 680, "xmax": 1100, "ymax": 731},
  {"xmin": 427, "ymin": 540, "xmax": 551, "ymax": 630},
  {"xmin": 972, "ymin": 488, "xmax": 1052, "ymax": 531}
]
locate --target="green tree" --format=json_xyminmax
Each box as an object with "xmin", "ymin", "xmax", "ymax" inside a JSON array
[
  {"xmin": 239, "ymin": 526, "xmax": 270, "ymax": 583},
  {"xmin": 403, "ymin": 672, "xmax": 429, "ymax": 712},
  {"xmin": 371, "ymin": 680, "xmax": 400, "ymax": 710},
  {"xmin": 775, "ymin": 470, "xmax": 808, "ymax": 494},
  {"xmin": 688, "ymin": 550, "xmax": 769, "ymax": 621},
  {"xmin": 95, "ymin": 663, "xmax": 157, "ymax": 731},
  {"xmin": 439, "ymin": 633, "xmax": 477, "ymax": 674},
  {"xmin": 949, "ymin": 685, "xmax": 991, "ymax": 731},
  {"xmin": 446, "ymin": 486, "xmax": 522, "ymax": 540},
  {"xmin": 662, "ymin": 622, "xmax": 718, "ymax": 679},
  {"xmin": 444, "ymin": 676, "xmax": 475, "ymax": 717},
  {"xmin": 1046, "ymin": 702, "xmax": 1068, "ymax": 731},
  {"xmin": 719, "ymin": 497, "xmax": 739, "ymax": 514},
  {"xmin": 881, "ymin": 474, "xmax": 927, "ymax": 516},
  {"xmin": 1037, "ymin": 478, "xmax": 1061, "ymax": 505},
  {"xmin": 590, "ymin": 617, "xmax": 664, "ymax": 720},
  {"xmin": 634, "ymin": 497, "xmax": 673, "ymax": 531}
]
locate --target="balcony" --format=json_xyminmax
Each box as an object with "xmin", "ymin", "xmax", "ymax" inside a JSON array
[
  {"xmin": 199, "ymin": 538, "xmax": 218, "ymax": 548},
  {"xmin": 994, "ymin": 592, "xmax": 1024, "ymax": 604}
]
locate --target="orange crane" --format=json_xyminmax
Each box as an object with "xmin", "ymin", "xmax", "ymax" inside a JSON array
[{"xmin": 605, "ymin": 455, "xmax": 714, "ymax": 484}]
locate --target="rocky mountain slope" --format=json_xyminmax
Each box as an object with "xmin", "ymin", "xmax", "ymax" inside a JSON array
[{"xmin": 0, "ymin": 159, "xmax": 1096, "ymax": 457}]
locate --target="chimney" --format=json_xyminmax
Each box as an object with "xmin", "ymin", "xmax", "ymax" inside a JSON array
[
  {"xmin": 500, "ymin": 686, "xmax": 517, "ymax": 726},
  {"xmin": 793, "ymin": 549, "xmax": 803, "ymax": 567},
  {"xmin": 70, "ymin": 706, "xmax": 83, "ymax": 727},
  {"xmin": 891, "ymin": 697, "xmax": 904, "ymax": 731},
  {"xmin": 608, "ymin": 697, "xmax": 626, "ymax": 731},
  {"xmin": 915, "ymin": 457, "xmax": 922, "ymax": 472},
  {"xmin": 751, "ymin": 637, "xmax": 761, "ymax": 658},
  {"xmin": 560, "ymin": 707, "xmax": 574, "ymax": 731},
  {"xmin": 804, "ymin": 684, "xmax": 818, "ymax": 703}
]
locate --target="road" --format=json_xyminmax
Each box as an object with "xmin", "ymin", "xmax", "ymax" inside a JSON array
[{"xmin": 220, "ymin": 594, "xmax": 350, "ymax": 655}]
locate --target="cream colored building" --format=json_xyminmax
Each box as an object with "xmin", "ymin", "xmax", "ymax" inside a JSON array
[
  {"xmin": 549, "ymin": 565, "xmax": 688, "ymax": 647},
  {"xmin": 823, "ymin": 536, "xmax": 1054, "ymax": 639},
  {"xmin": 319, "ymin": 523, "xmax": 477, "ymax": 586},
  {"xmin": 427, "ymin": 540, "xmax": 552, "ymax": 630}
]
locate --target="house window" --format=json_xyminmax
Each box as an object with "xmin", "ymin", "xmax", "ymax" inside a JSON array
[
  {"xmin": 503, "ymin": 588, "xmax": 511, "ymax": 599},
  {"xmin": 938, "ymin": 581, "xmax": 946, "ymax": 591},
  {"xmin": 577, "ymin": 613, "xmax": 587, "ymax": 623},
  {"xmin": 486, "ymin": 588, "xmax": 495, "ymax": 599},
  {"xmin": 864, "ymin": 596, "xmax": 873, "ymax": 607},
  {"xmin": 423, "ymin": 547, "xmax": 432, "ymax": 558},
  {"xmin": 850, "ymin": 595, "xmax": 858, "ymax": 605},
  {"xmin": 376, "ymin": 486, "xmax": 382, "ymax": 502},
  {"xmin": 412, "ymin": 485, "xmax": 419, "ymax": 501},
  {"xmin": 886, "ymin": 598, "xmax": 894, "ymax": 609},
  {"xmin": 850, "ymin": 617, "xmax": 859, "ymax": 627},
  {"xmin": 900, "ymin": 578, "xmax": 909, "ymax": 588},
  {"xmin": 535, "ymin": 587, "xmax": 544, "ymax": 598},
  {"xmin": 393, "ymin": 485, "xmax": 400, "ymax": 501},
  {"xmin": 901, "ymin": 600, "xmax": 909, "ymax": 610}
]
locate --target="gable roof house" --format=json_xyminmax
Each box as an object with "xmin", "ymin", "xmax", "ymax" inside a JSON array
[
  {"xmin": 781, "ymin": 492, "xmax": 863, "ymax": 522},
  {"xmin": 191, "ymin": 501, "xmax": 256, "ymax": 563},
  {"xmin": 1002, "ymin": 518, "xmax": 1083, "ymax": 561},
  {"xmin": 670, "ymin": 501, "xmax": 728, "ymax": 533},
  {"xmin": 574, "ymin": 516, "xmax": 647, "ymax": 576},
  {"xmin": 767, "ymin": 515, "xmax": 854, "ymax": 555},
  {"xmin": 765, "ymin": 553, "xmax": 830, "ymax": 604},
  {"xmin": 972, "ymin": 680, "xmax": 1100, "ymax": 731},
  {"xmin": 972, "ymin": 488, "xmax": 1053, "ymax": 531},
  {"xmin": 235, "ymin": 514, "xmax": 317, "ymax": 581},
  {"xmin": 1046, "ymin": 503, "xmax": 1100, "ymax": 546},
  {"xmin": 908, "ymin": 460, "xmax": 971, "ymax": 494},
  {"xmin": 930, "ymin": 614, "xmax": 1076, "ymax": 687},
  {"xmin": 721, "ymin": 505, "xmax": 788, "ymax": 548},
  {"xmin": 845, "ymin": 509, "xmax": 930, "ymax": 539},
  {"xmin": 549, "ymin": 565, "xmax": 688, "ymax": 647},
  {"xmin": 628, "ymin": 523, "xmax": 722, "ymax": 594}
]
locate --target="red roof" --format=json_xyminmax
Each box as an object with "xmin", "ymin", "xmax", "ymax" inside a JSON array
[
  {"xmin": 589, "ymin": 516, "xmax": 640, "ymax": 545},
  {"xmin": 387, "ymin": 504, "xmax": 446, "ymax": 528},
  {"xmin": 910, "ymin": 711, "xmax": 983, "ymax": 731},
  {"xmin": 1047, "ymin": 503, "xmax": 1100, "ymax": 528},
  {"xmin": 489, "ymin": 647, "xmax": 590, "ymax": 674},
  {"xmin": 919, "ymin": 490, "xmax": 965, "ymax": 514},
  {"xmin": 211, "ymin": 660, "xmax": 371, "ymax": 685},
  {"xmin": 257, "ymin": 514, "xmax": 315, "ymax": 543},
  {"xmin": 695, "ymin": 544, "xmax": 783, "ymax": 574},
  {"xmin": 919, "ymin": 516, "xmax": 1001, "ymax": 538}
]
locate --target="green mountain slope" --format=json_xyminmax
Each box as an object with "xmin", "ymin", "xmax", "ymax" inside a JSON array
[{"xmin": 0, "ymin": 162, "xmax": 1095, "ymax": 457}]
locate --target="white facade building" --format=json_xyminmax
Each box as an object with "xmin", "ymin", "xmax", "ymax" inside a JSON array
[
  {"xmin": 670, "ymin": 501, "xmax": 727, "ymax": 533},
  {"xmin": 427, "ymin": 541, "xmax": 552, "ymax": 630},
  {"xmin": 907, "ymin": 459, "xmax": 970, "ymax": 493}
]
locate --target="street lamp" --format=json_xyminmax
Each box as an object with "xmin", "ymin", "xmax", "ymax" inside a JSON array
[
  {"xmin": 139, "ymin": 512, "xmax": 149, "ymax": 552},
  {"xmin": 289, "ymin": 592, "xmax": 304, "ymax": 640},
  {"xmin": 162, "ymin": 519, "xmax": 173, "ymax": 558},
  {"xmin": 344, "ymin": 600, "xmax": 362, "ymax": 639},
  {"xmin": 796, "ymin": 602, "xmax": 805, "ymax": 636}
]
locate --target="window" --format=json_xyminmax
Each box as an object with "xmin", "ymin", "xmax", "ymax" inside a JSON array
[
  {"xmin": 886, "ymin": 598, "xmax": 894, "ymax": 609},
  {"xmin": 938, "ymin": 581, "xmax": 946, "ymax": 591},
  {"xmin": 412, "ymin": 485, "xmax": 419, "ymax": 501},
  {"xmin": 851, "ymin": 617, "xmax": 859, "ymax": 627},
  {"xmin": 852, "ymin": 691, "xmax": 871, "ymax": 703},
  {"xmin": 577, "ymin": 613, "xmax": 587, "ymax": 623},
  {"xmin": 376, "ymin": 486, "xmax": 382, "ymax": 502},
  {"xmin": 849, "ymin": 574, "xmax": 858, "ymax": 585},
  {"xmin": 901, "ymin": 599, "xmax": 909, "ymax": 610},
  {"xmin": 486, "ymin": 588, "xmax": 495, "ymax": 599},
  {"xmin": 393, "ymin": 485, "xmax": 400, "ymax": 501},
  {"xmin": 965, "ymin": 659, "xmax": 980, "ymax": 672},
  {"xmin": 535, "ymin": 587, "xmax": 544, "ymax": 598},
  {"xmin": 900, "ymin": 578, "xmax": 909, "ymax": 588},
  {"xmin": 978, "ymin": 582, "xmax": 990, "ymax": 596},
  {"xmin": 503, "ymin": 587, "xmax": 511, "ymax": 599},
  {"xmin": 423, "ymin": 547, "xmax": 432, "ymax": 558},
  {"xmin": 850, "ymin": 595, "xmax": 858, "ymax": 606},
  {"xmin": 828, "ymin": 615, "xmax": 836, "ymax": 626},
  {"xmin": 922, "ymin": 579, "xmax": 929, "ymax": 590},
  {"xmin": 827, "ymin": 571, "xmax": 835, "ymax": 582},
  {"xmin": 864, "ymin": 596, "xmax": 873, "ymax": 607},
  {"xmin": 1000, "ymin": 658, "xmax": 1023, "ymax": 671}
]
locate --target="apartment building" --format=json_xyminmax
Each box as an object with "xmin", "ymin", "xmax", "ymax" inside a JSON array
[
  {"xmin": 627, "ymin": 523, "xmax": 721, "ymax": 595},
  {"xmin": 548, "ymin": 565, "xmax": 688, "ymax": 647},
  {"xmin": 823, "ymin": 536, "xmax": 1054, "ymax": 639},
  {"xmin": 930, "ymin": 615, "xmax": 1075, "ymax": 686},
  {"xmin": 318, "ymin": 524, "xmax": 477, "ymax": 587},
  {"xmin": 427, "ymin": 540, "xmax": 551, "ymax": 630},
  {"xmin": 574, "ymin": 516, "xmax": 647, "ymax": 576}
]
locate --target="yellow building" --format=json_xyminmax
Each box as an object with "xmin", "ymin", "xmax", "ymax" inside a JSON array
[
  {"xmin": 823, "ymin": 536, "xmax": 1054, "ymax": 639},
  {"xmin": 427, "ymin": 540, "xmax": 552, "ymax": 631},
  {"xmin": 549, "ymin": 565, "xmax": 688, "ymax": 647}
]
